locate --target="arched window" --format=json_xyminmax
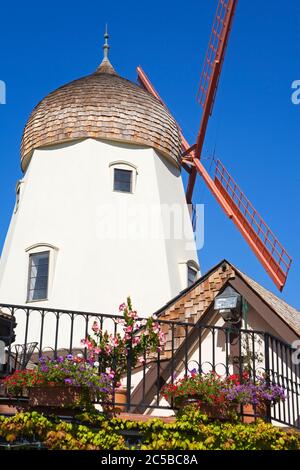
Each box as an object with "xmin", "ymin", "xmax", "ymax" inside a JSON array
[
  {"xmin": 25, "ymin": 243, "xmax": 58, "ymax": 303},
  {"xmin": 14, "ymin": 180, "xmax": 24, "ymax": 213},
  {"xmin": 109, "ymin": 161, "xmax": 138, "ymax": 194},
  {"xmin": 187, "ymin": 263, "xmax": 198, "ymax": 287}
]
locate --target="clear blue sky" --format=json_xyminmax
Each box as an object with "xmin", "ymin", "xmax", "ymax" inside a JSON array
[{"xmin": 0, "ymin": 0, "xmax": 299, "ymax": 308}]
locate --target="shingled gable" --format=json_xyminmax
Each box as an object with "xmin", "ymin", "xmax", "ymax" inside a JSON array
[
  {"xmin": 130, "ymin": 260, "xmax": 300, "ymax": 411},
  {"xmin": 156, "ymin": 259, "xmax": 300, "ymax": 339}
]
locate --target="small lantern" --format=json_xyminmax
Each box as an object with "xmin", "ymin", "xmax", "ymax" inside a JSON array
[{"xmin": 214, "ymin": 286, "xmax": 242, "ymax": 324}]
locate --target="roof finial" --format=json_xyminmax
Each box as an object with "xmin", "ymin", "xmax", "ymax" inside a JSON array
[
  {"xmin": 95, "ymin": 24, "xmax": 117, "ymax": 75},
  {"xmin": 103, "ymin": 24, "xmax": 110, "ymax": 61}
]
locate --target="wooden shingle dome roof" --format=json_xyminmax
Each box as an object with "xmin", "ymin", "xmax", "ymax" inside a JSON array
[{"xmin": 20, "ymin": 58, "xmax": 181, "ymax": 171}]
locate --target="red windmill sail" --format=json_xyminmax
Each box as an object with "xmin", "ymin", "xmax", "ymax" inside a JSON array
[
  {"xmin": 214, "ymin": 160, "xmax": 292, "ymax": 291},
  {"xmin": 186, "ymin": 0, "xmax": 238, "ymax": 203},
  {"xmin": 137, "ymin": 0, "xmax": 292, "ymax": 291}
]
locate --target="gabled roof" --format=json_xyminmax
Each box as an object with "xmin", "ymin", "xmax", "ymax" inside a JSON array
[
  {"xmin": 156, "ymin": 258, "xmax": 300, "ymax": 338},
  {"xmin": 130, "ymin": 260, "xmax": 300, "ymax": 411},
  {"xmin": 235, "ymin": 268, "xmax": 300, "ymax": 337}
]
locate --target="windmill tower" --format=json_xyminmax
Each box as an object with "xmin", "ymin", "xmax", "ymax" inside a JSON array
[
  {"xmin": 0, "ymin": 1, "xmax": 292, "ymax": 350},
  {"xmin": 0, "ymin": 29, "xmax": 200, "ymax": 335}
]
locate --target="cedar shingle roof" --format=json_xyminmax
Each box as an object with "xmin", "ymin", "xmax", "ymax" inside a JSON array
[
  {"xmin": 21, "ymin": 59, "xmax": 181, "ymax": 171},
  {"xmin": 157, "ymin": 260, "xmax": 300, "ymax": 342},
  {"xmin": 236, "ymin": 269, "xmax": 300, "ymax": 337}
]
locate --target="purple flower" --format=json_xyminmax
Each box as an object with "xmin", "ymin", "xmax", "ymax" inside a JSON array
[
  {"xmin": 64, "ymin": 378, "xmax": 73, "ymax": 385},
  {"xmin": 66, "ymin": 354, "xmax": 73, "ymax": 360},
  {"xmin": 38, "ymin": 356, "xmax": 47, "ymax": 363}
]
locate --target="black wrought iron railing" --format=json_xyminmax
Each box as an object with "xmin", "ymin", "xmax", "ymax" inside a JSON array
[{"xmin": 0, "ymin": 303, "xmax": 299, "ymax": 429}]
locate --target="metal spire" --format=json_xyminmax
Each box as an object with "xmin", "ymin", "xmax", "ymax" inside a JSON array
[
  {"xmin": 103, "ymin": 24, "xmax": 110, "ymax": 61},
  {"xmin": 95, "ymin": 24, "xmax": 117, "ymax": 75}
]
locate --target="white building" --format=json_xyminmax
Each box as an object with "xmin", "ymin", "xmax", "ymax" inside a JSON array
[{"xmin": 0, "ymin": 38, "xmax": 199, "ymax": 345}]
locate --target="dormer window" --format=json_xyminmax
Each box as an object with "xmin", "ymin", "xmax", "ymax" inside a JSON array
[{"xmin": 113, "ymin": 168, "xmax": 132, "ymax": 193}]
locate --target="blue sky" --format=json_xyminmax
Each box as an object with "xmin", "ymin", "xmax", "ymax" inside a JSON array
[{"xmin": 0, "ymin": 0, "xmax": 299, "ymax": 308}]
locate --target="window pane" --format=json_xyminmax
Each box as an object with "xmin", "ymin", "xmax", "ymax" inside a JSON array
[
  {"xmin": 113, "ymin": 169, "xmax": 132, "ymax": 192},
  {"xmin": 27, "ymin": 252, "xmax": 49, "ymax": 301},
  {"xmin": 188, "ymin": 267, "xmax": 197, "ymax": 287}
]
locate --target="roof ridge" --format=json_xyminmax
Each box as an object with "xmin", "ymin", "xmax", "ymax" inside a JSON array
[{"xmin": 235, "ymin": 267, "xmax": 300, "ymax": 315}]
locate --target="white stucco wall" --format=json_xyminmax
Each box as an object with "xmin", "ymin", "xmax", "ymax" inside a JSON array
[{"xmin": 0, "ymin": 138, "xmax": 199, "ymax": 347}]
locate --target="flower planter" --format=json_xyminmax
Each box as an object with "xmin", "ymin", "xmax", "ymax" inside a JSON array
[
  {"xmin": 175, "ymin": 397, "xmax": 234, "ymax": 421},
  {"xmin": 28, "ymin": 385, "xmax": 89, "ymax": 409},
  {"xmin": 0, "ymin": 402, "xmax": 19, "ymax": 415},
  {"xmin": 114, "ymin": 387, "xmax": 128, "ymax": 411},
  {"xmin": 240, "ymin": 403, "xmax": 267, "ymax": 424}
]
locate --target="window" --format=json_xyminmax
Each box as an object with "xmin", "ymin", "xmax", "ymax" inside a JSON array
[
  {"xmin": 188, "ymin": 265, "xmax": 197, "ymax": 287},
  {"xmin": 113, "ymin": 168, "xmax": 132, "ymax": 193},
  {"xmin": 14, "ymin": 180, "xmax": 23, "ymax": 213},
  {"xmin": 27, "ymin": 252, "xmax": 50, "ymax": 301}
]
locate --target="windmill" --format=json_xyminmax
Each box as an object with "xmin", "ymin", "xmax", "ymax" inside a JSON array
[{"xmin": 137, "ymin": 0, "xmax": 292, "ymax": 292}]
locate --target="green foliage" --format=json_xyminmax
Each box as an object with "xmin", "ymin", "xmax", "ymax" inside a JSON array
[{"xmin": 0, "ymin": 409, "xmax": 299, "ymax": 451}]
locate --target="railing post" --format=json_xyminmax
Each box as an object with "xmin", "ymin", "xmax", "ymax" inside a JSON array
[
  {"xmin": 264, "ymin": 333, "xmax": 271, "ymax": 423},
  {"xmin": 126, "ymin": 340, "xmax": 132, "ymax": 412}
]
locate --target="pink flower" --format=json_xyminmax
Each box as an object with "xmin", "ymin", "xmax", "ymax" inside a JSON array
[
  {"xmin": 132, "ymin": 337, "xmax": 141, "ymax": 348},
  {"xmin": 94, "ymin": 347, "xmax": 101, "ymax": 354},
  {"xmin": 106, "ymin": 368, "xmax": 115, "ymax": 379},
  {"xmin": 139, "ymin": 357, "xmax": 146, "ymax": 364},
  {"xmin": 81, "ymin": 339, "xmax": 93, "ymax": 350},
  {"xmin": 119, "ymin": 303, "xmax": 126, "ymax": 311},
  {"xmin": 92, "ymin": 321, "xmax": 100, "ymax": 333},
  {"xmin": 110, "ymin": 337, "xmax": 119, "ymax": 347},
  {"xmin": 125, "ymin": 325, "xmax": 133, "ymax": 333},
  {"xmin": 132, "ymin": 337, "xmax": 141, "ymax": 345},
  {"xmin": 128, "ymin": 310, "xmax": 138, "ymax": 319},
  {"xmin": 140, "ymin": 319, "xmax": 147, "ymax": 326},
  {"xmin": 159, "ymin": 332, "xmax": 166, "ymax": 345}
]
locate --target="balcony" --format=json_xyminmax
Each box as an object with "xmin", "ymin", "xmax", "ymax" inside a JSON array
[{"xmin": 0, "ymin": 302, "xmax": 299, "ymax": 430}]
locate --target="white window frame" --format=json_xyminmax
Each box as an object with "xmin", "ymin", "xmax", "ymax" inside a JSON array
[
  {"xmin": 178, "ymin": 260, "xmax": 200, "ymax": 290},
  {"xmin": 187, "ymin": 264, "xmax": 198, "ymax": 287},
  {"xmin": 109, "ymin": 161, "xmax": 138, "ymax": 194},
  {"xmin": 25, "ymin": 243, "xmax": 59, "ymax": 303},
  {"xmin": 14, "ymin": 180, "xmax": 24, "ymax": 213}
]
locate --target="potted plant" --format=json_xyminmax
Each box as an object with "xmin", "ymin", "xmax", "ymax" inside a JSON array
[
  {"xmin": 81, "ymin": 297, "xmax": 166, "ymax": 410},
  {"xmin": 1, "ymin": 354, "xmax": 112, "ymax": 413},
  {"xmin": 223, "ymin": 373, "xmax": 286, "ymax": 423},
  {"xmin": 161, "ymin": 371, "xmax": 236, "ymax": 420},
  {"xmin": 161, "ymin": 371, "xmax": 286, "ymax": 422}
]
